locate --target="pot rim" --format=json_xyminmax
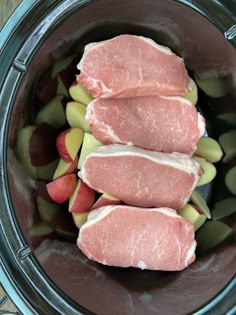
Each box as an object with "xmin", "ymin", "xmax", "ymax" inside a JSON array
[{"xmin": 0, "ymin": 1, "xmax": 235, "ymax": 314}]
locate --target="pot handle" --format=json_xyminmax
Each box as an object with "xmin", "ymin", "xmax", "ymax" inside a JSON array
[{"xmin": 0, "ymin": 0, "xmax": 39, "ymax": 53}]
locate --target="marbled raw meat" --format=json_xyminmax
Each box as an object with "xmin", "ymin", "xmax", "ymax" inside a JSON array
[
  {"xmin": 78, "ymin": 205, "xmax": 196, "ymax": 271},
  {"xmin": 77, "ymin": 34, "xmax": 191, "ymax": 98},
  {"xmin": 79, "ymin": 144, "xmax": 201, "ymax": 209},
  {"xmin": 86, "ymin": 96, "xmax": 205, "ymax": 154}
]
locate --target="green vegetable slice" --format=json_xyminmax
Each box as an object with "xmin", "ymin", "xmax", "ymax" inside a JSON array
[
  {"xmin": 196, "ymin": 221, "xmax": 232, "ymax": 254},
  {"xmin": 190, "ymin": 190, "xmax": 211, "ymax": 219},
  {"xmin": 212, "ymin": 197, "xmax": 236, "ymax": 220}
]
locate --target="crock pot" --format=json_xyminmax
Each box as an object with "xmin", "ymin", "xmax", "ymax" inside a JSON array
[{"xmin": 0, "ymin": 1, "xmax": 235, "ymax": 314}]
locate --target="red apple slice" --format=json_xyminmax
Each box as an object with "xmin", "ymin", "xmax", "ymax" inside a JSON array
[
  {"xmin": 91, "ymin": 193, "xmax": 121, "ymax": 210},
  {"xmin": 56, "ymin": 127, "xmax": 84, "ymax": 162},
  {"xmin": 69, "ymin": 81, "xmax": 93, "ymax": 105},
  {"xmin": 66, "ymin": 101, "xmax": 91, "ymax": 132},
  {"xmin": 16, "ymin": 126, "xmax": 59, "ymax": 180},
  {"xmin": 190, "ymin": 190, "xmax": 211, "ymax": 219},
  {"xmin": 194, "ymin": 156, "xmax": 217, "ymax": 186},
  {"xmin": 212, "ymin": 197, "xmax": 236, "ymax": 220},
  {"xmin": 36, "ymin": 71, "xmax": 58, "ymax": 104},
  {"xmin": 46, "ymin": 174, "xmax": 77, "ymax": 204},
  {"xmin": 72, "ymin": 212, "xmax": 89, "ymax": 229},
  {"xmin": 218, "ymin": 130, "xmax": 236, "ymax": 163},
  {"xmin": 178, "ymin": 203, "xmax": 206, "ymax": 231},
  {"xmin": 35, "ymin": 95, "xmax": 66, "ymax": 128},
  {"xmin": 29, "ymin": 123, "xmax": 58, "ymax": 166},
  {"xmin": 69, "ymin": 179, "xmax": 96, "ymax": 213},
  {"xmin": 194, "ymin": 75, "xmax": 228, "ymax": 98},
  {"xmin": 78, "ymin": 133, "xmax": 103, "ymax": 169},
  {"xmin": 184, "ymin": 79, "xmax": 198, "ymax": 105},
  {"xmin": 195, "ymin": 137, "xmax": 223, "ymax": 163},
  {"xmin": 53, "ymin": 156, "xmax": 78, "ymax": 180},
  {"xmin": 196, "ymin": 221, "xmax": 232, "ymax": 255}
]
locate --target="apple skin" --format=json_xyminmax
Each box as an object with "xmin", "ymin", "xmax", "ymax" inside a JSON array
[
  {"xmin": 16, "ymin": 125, "xmax": 59, "ymax": 180},
  {"xmin": 46, "ymin": 174, "xmax": 77, "ymax": 204},
  {"xmin": 91, "ymin": 193, "xmax": 121, "ymax": 210},
  {"xmin": 36, "ymin": 71, "xmax": 58, "ymax": 104},
  {"xmin": 29, "ymin": 123, "xmax": 58, "ymax": 166},
  {"xmin": 69, "ymin": 179, "xmax": 96, "ymax": 213},
  {"xmin": 56, "ymin": 127, "xmax": 84, "ymax": 162},
  {"xmin": 53, "ymin": 156, "xmax": 78, "ymax": 180}
]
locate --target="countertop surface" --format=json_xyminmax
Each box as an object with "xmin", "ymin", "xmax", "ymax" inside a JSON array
[
  {"xmin": 1, "ymin": 2, "xmax": 21, "ymax": 313},
  {"xmin": 0, "ymin": 0, "xmax": 21, "ymax": 30}
]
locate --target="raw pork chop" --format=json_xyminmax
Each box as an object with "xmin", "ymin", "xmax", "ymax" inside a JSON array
[
  {"xmin": 79, "ymin": 144, "xmax": 201, "ymax": 209},
  {"xmin": 78, "ymin": 205, "xmax": 196, "ymax": 271},
  {"xmin": 86, "ymin": 96, "xmax": 205, "ymax": 154},
  {"xmin": 77, "ymin": 34, "xmax": 191, "ymax": 98}
]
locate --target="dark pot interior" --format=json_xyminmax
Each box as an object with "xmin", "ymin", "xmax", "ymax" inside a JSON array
[{"xmin": 0, "ymin": 0, "xmax": 236, "ymax": 314}]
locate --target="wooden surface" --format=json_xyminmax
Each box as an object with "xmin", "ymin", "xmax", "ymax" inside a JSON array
[
  {"xmin": 1, "ymin": 2, "xmax": 22, "ymax": 312},
  {"xmin": 0, "ymin": 0, "xmax": 21, "ymax": 30}
]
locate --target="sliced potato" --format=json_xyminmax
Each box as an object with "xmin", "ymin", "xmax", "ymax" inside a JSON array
[
  {"xmin": 212, "ymin": 197, "xmax": 236, "ymax": 220},
  {"xmin": 196, "ymin": 137, "xmax": 223, "ymax": 163},
  {"xmin": 190, "ymin": 190, "xmax": 211, "ymax": 219},
  {"xmin": 196, "ymin": 221, "xmax": 232, "ymax": 254}
]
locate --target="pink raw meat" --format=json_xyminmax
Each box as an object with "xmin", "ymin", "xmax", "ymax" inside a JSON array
[
  {"xmin": 77, "ymin": 34, "xmax": 191, "ymax": 98},
  {"xmin": 79, "ymin": 144, "xmax": 201, "ymax": 209},
  {"xmin": 86, "ymin": 96, "xmax": 205, "ymax": 154},
  {"xmin": 78, "ymin": 205, "xmax": 196, "ymax": 271}
]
